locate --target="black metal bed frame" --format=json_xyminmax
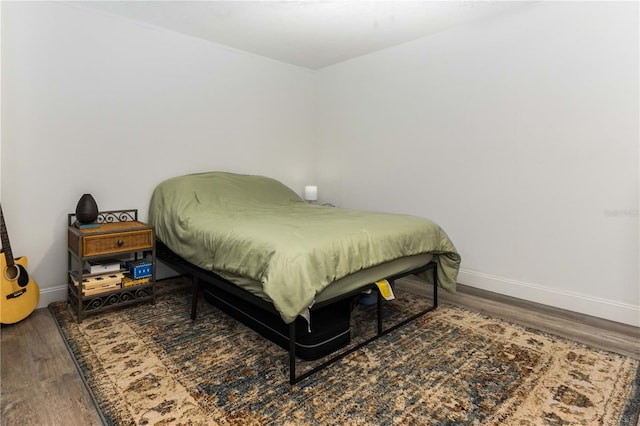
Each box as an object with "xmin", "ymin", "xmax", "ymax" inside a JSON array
[{"xmin": 156, "ymin": 241, "xmax": 438, "ymax": 385}]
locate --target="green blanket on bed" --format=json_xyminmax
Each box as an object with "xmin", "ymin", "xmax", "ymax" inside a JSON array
[{"xmin": 149, "ymin": 172, "xmax": 461, "ymax": 323}]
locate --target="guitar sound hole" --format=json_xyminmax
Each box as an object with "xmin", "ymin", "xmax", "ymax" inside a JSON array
[{"xmin": 4, "ymin": 265, "xmax": 19, "ymax": 280}]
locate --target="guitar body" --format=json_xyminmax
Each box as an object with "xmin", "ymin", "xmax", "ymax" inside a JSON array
[
  {"xmin": 0, "ymin": 204, "xmax": 40, "ymax": 324},
  {"xmin": 1, "ymin": 253, "xmax": 40, "ymax": 324}
]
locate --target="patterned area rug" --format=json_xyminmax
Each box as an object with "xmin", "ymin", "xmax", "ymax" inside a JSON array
[{"xmin": 50, "ymin": 277, "xmax": 640, "ymax": 425}]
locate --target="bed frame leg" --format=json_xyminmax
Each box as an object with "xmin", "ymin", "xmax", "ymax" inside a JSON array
[
  {"xmin": 433, "ymin": 265, "xmax": 438, "ymax": 307},
  {"xmin": 376, "ymin": 287, "xmax": 383, "ymax": 335},
  {"xmin": 289, "ymin": 322, "xmax": 296, "ymax": 385},
  {"xmin": 191, "ymin": 276, "xmax": 200, "ymax": 321}
]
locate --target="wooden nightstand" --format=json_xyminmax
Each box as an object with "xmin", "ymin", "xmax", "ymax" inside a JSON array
[{"xmin": 67, "ymin": 209, "xmax": 155, "ymax": 322}]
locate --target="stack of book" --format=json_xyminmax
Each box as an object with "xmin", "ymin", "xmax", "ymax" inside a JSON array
[
  {"xmin": 121, "ymin": 275, "xmax": 150, "ymax": 287},
  {"xmin": 70, "ymin": 258, "xmax": 153, "ymax": 296}
]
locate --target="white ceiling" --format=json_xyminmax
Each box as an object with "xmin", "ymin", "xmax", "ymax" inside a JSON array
[{"xmin": 70, "ymin": 1, "xmax": 531, "ymax": 70}]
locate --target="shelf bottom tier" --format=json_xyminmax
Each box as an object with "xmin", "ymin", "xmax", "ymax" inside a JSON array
[{"xmin": 67, "ymin": 284, "xmax": 154, "ymax": 321}]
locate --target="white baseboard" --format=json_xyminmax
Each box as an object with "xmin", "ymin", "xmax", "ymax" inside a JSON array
[
  {"xmin": 37, "ymin": 284, "xmax": 67, "ymax": 310},
  {"xmin": 458, "ymin": 269, "xmax": 640, "ymax": 328}
]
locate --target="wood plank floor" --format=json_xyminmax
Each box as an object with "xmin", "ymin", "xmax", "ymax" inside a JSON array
[
  {"xmin": 431, "ymin": 282, "xmax": 639, "ymax": 360},
  {"xmin": 1, "ymin": 282, "xmax": 638, "ymax": 425},
  {"xmin": 1, "ymin": 309, "xmax": 103, "ymax": 426}
]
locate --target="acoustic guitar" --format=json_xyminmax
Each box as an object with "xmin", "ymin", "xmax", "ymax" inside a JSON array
[{"xmin": 0, "ymin": 204, "xmax": 40, "ymax": 324}]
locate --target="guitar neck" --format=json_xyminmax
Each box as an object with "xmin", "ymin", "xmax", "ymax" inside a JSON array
[{"xmin": 0, "ymin": 204, "xmax": 15, "ymax": 267}]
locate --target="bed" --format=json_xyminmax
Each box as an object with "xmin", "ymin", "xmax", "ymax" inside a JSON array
[{"xmin": 149, "ymin": 171, "xmax": 461, "ymax": 383}]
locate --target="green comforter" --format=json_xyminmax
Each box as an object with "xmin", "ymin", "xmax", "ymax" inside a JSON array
[{"xmin": 149, "ymin": 172, "xmax": 461, "ymax": 323}]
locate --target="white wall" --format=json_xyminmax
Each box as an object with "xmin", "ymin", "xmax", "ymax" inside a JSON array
[
  {"xmin": 1, "ymin": 2, "xmax": 315, "ymax": 307},
  {"xmin": 315, "ymin": 2, "xmax": 639, "ymax": 326}
]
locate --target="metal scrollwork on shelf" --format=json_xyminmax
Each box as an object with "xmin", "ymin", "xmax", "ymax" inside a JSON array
[
  {"xmin": 105, "ymin": 294, "xmax": 121, "ymax": 306},
  {"xmin": 79, "ymin": 284, "xmax": 154, "ymax": 315},
  {"xmin": 68, "ymin": 209, "xmax": 138, "ymax": 226},
  {"xmin": 97, "ymin": 210, "xmax": 137, "ymax": 224},
  {"xmin": 87, "ymin": 298, "xmax": 105, "ymax": 310},
  {"xmin": 119, "ymin": 291, "xmax": 135, "ymax": 302}
]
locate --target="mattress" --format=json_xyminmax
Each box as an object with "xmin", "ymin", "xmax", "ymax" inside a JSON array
[{"xmin": 213, "ymin": 253, "xmax": 434, "ymax": 304}]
